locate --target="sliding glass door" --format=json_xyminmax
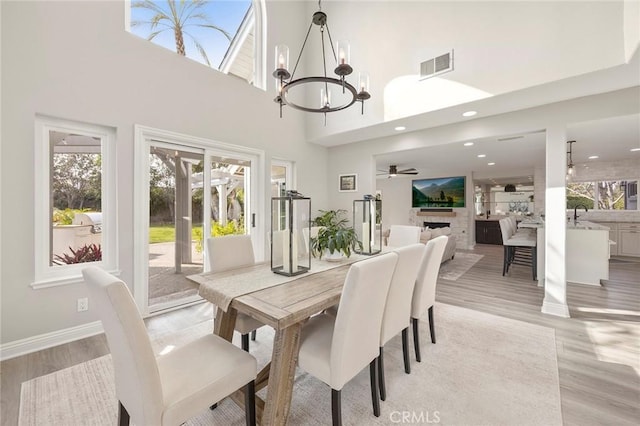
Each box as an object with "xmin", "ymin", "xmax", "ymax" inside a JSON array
[{"xmin": 137, "ymin": 130, "xmax": 261, "ymax": 314}]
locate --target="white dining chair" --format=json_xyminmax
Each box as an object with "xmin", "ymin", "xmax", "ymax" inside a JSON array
[
  {"xmin": 207, "ymin": 235, "xmax": 264, "ymax": 351},
  {"xmin": 82, "ymin": 266, "xmax": 257, "ymax": 426},
  {"xmin": 297, "ymin": 252, "xmax": 398, "ymax": 426},
  {"xmin": 377, "ymin": 243, "xmax": 425, "ymax": 401},
  {"xmin": 387, "ymin": 225, "xmax": 421, "ymax": 247},
  {"xmin": 411, "ymin": 235, "xmax": 447, "ymax": 362}
]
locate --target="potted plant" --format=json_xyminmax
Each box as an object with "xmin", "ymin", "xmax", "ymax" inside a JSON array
[{"xmin": 309, "ymin": 209, "xmax": 361, "ymax": 260}]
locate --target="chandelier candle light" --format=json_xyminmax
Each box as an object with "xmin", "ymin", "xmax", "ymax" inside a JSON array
[{"xmin": 273, "ymin": 0, "xmax": 371, "ymax": 122}]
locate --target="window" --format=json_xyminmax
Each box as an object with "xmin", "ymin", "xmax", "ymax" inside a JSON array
[
  {"xmin": 127, "ymin": 0, "xmax": 264, "ymax": 87},
  {"xmin": 34, "ymin": 117, "xmax": 118, "ymax": 288},
  {"xmin": 566, "ymin": 182, "xmax": 595, "ymax": 209},
  {"xmin": 566, "ymin": 180, "xmax": 638, "ymax": 210},
  {"xmin": 597, "ymin": 180, "xmax": 638, "ymax": 210}
]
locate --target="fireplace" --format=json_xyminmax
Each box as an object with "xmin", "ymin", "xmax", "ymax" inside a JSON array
[{"xmin": 424, "ymin": 222, "xmax": 450, "ymax": 229}]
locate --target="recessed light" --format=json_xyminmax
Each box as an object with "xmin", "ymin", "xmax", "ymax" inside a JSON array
[
  {"xmin": 463, "ymin": 142, "xmax": 474, "ymax": 146},
  {"xmin": 394, "ymin": 126, "xmax": 406, "ymax": 131},
  {"xmin": 487, "ymin": 162, "xmax": 495, "ymax": 166},
  {"xmin": 588, "ymin": 155, "xmax": 599, "ymax": 159},
  {"xmin": 462, "ymin": 111, "xmax": 477, "ymax": 117},
  {"xmin": 477, "ymin": 154, "xmax": 486, "ymax": 158},
  {"xmin": 631, "ymin": 148, "xmax": 640, "ymax": 152}
]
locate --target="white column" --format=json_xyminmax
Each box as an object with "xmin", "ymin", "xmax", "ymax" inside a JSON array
[{"xmin": 541, "ymin": 125, "xmax": 570, "ymax": 317}]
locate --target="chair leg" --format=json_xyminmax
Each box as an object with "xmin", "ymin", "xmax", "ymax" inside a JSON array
[
  {"xmin": 532, "ymin": 246, "xmax": 537, "ymax": 281},
  {"xmin": 331, "ymin": 389, "xmax": 343, "ymax": 426},
  {"xmin": 251, "ymin": 329, "xmax": 257, "ymax": 341},
  {"xmin": 502, "ymin": 246, "xmax": 508, "ymax": 276},
  {"xmin": 241, "ymin": 333, "xmax": 250, "ymax": 352},
  {"xmin": 378, "ymin": 347, "xmax": 386, "ymax": 401},
  {"xmin": 118, "ymin": 401, "xmax": 130, "ymax": 426},
  {"xmin": 369, "ymin": 360, "xmax": 381, "ymax": 417},
  {"xmin": 412, "ymin": 317, "xmax": 421, "ymax": 362},
  {"xmin": 428, "ymin": 306, "xmax": 436, "ymax": 344},
  {"xmin": 245, "ymin": 380, "xmax": 256, "ymax": 426},
  {"xmin": 402, "ymin": 327, "xmax": 411, "ymax": 374}
]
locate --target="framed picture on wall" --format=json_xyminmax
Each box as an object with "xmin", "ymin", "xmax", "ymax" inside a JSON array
[{"xmin": 338, "ymin": 174, "xmax": 357, "ymax": 192}]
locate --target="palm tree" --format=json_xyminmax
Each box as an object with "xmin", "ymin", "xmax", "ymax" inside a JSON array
[{"xmin": 131, "ymin": 0, "xmax": 231, "ymax": 67}]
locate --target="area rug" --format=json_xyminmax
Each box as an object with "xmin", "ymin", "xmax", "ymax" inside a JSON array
[
  {"xmin": 19, "ymin": 303, "xmax": 562, "ymax": 426},
  {"xmin": 438, "ymin": 252, "xmax": 483, "ymax": 281}
]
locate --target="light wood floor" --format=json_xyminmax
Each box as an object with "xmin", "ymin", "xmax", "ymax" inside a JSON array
[{"xmin": 1, "ymin": 244, "xmax": 638, "ymax": 425}]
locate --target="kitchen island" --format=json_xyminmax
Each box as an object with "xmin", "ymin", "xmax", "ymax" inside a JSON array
[{"xmin": 520, "ymin": 220, "xmax": 610, "ymax": 286}]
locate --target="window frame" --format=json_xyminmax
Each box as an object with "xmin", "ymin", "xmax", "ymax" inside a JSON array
[
  {"xmin": 566, "ymin": 178, "xmax": 639, "ymax": 211},
  {"xmin": 33, "ymin": 116, "xmax": 119, "ymax": 288}
]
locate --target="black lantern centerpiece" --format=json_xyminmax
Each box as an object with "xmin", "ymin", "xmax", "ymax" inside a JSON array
[
  {"xmin": 353, "ymin": 195, "xmax": 382, "ymax": 255},
  {"xmin": 271, "ymin": 190, "xmax": 311, "ymax": 276}
]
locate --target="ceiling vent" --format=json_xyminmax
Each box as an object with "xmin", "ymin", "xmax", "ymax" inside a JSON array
[{"xmin": 420, "ymin": 50, "xmax": 454, "ymax": 80}]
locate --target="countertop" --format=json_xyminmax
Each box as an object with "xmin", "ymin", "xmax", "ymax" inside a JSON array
[
  {"xmin": 475, "ymin": 216, "xmax": 527, "ymax": 222},
  {"xmin": 519, "ymin": 220, "xmax": 610, "ymax": 230},
  {"xmin": 567, "ymin": 221, "xmax": 610, "ymax": 230}
]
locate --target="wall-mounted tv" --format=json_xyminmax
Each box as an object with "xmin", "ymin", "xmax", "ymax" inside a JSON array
[{"xmin": 412, "ymin": 176, "xmax": 466, "ymax": 208}]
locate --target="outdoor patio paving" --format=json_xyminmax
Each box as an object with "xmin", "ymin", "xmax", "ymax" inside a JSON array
[{"xmin": 148, "ymin": 242, "xmax": 203, "ymax": 307}]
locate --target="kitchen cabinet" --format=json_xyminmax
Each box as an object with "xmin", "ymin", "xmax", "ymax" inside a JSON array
[
  {"xmin": 619, "ymin": 223, "xmax": 640, "ymax": 257},
  {"xmin": 475, "ymin": 220, "xmax": 503, "ymax": 245},
  {"xmin": 598, "ymin": 222, "xmax": 619, "ymax": 256}
]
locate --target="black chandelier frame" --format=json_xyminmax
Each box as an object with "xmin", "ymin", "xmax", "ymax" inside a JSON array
[{"xmin": 273, "ymin": 6, "xmax": 370, "ymax": 119}]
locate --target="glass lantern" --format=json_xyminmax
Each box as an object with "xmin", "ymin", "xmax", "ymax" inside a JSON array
[
  {"xmin": 271, "ymin": 191, "xmax": 311, "ymax": 276},
  {"xmin": 353, "ymin": 198, "xmax": 382, "ymax": 255}
]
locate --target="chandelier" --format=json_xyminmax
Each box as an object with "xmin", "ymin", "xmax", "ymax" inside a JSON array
[
  {"xmin": 273, "ymin": 0, "xmax": 370, "ymax": 121},
  {"xmin": 566, "ymin": 140, "xmax": 576, "ymax": 180}
]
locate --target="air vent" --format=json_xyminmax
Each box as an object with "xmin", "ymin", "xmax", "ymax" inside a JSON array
[{"xmin": 420, "ymin": 50, "xmax": 454, "ymax": 80}]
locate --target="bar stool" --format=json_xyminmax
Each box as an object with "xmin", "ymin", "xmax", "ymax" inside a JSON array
[{"xmin": 499, "ymin": 218, "xmax": 537, "ymax": 280}]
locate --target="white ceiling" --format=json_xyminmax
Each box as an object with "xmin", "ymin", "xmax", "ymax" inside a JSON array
[
  {"xmin": 375, "ymin": 113, "xmax": 640, "ymax": 183},
  {"xmin": 376, "ymin": 114, "xmax": 640, "ymax": 183}
]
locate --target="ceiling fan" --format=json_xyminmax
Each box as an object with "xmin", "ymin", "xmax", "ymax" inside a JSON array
[{"xmin": 377, "ymin": 165, "xmax": 419, "ymax": 177}]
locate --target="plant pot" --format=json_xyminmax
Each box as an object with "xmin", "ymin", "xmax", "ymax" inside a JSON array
[{"xmin": 323, "ymin": 249, "xmax": 345, "ymax": 262}]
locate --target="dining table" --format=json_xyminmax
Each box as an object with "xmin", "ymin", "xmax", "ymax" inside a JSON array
[{"xmin": 187, "ymin": 255, "xmax": 370, "ymax": 426}]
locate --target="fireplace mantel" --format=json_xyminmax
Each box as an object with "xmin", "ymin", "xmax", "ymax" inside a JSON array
[{"xmin": 417, "ymin": 211, "xmax": 456, "ymax": 217}]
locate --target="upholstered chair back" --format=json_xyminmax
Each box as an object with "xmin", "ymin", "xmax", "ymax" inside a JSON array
[
  {"xmin": 331, "ymin": 252, "xmax": 398, "ymax": 389},
  {"xmin": 388, "ymin": 225, "xmax": 421, "ymax": 247},
  {"xmin": 82, "ymin": 266, "xmax": 163, "ymax": 425},
  {"xmin": 380, "ymin": 244, "xmax": 425, "ymax": 345},
  {"xmin": 411, "ymin": 236, "xmax": 447, "ymax": 318},
  {"xmin": 498, "ymin": 218, "xmax": 513, "ymax": 243},
  {"xmin": 207, "ymin": 234, "xmax": 255, "ymax": 272}
]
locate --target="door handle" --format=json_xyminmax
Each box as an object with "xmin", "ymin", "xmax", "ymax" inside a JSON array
[{"xmin": 251, "ymin": 213, "xmax": 256, "ymax": 228}]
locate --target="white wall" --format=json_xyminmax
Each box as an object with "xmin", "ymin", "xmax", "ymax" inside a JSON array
[
  {"xmin": 0, "ymin": 1, "xmax": 329, "ymax": 346},
  {"xmin": 305, "ymin": 0, "xmax": 627, "ymax": 141}
]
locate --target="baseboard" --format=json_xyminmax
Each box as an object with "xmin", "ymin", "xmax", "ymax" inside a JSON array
[
  {"xmin": 541, "ymin": 301, "xmax": 570, "ymax": 318},
  {"xmin": 0, "ymin": 321, "xmax": 104, "ymax": 361}
]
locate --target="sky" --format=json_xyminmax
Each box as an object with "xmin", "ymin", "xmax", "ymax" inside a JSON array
[{"xmin": 129, "ymin": 0, "xmax": 252, "ymax": 69}]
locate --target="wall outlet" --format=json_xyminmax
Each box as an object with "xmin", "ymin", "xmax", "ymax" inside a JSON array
[{"xmin": 77, "ymin": 297, "xmax": 89, "ymax": 312}]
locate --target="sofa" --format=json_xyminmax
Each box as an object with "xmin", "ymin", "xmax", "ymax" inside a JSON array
[{"xmin": 383, "ymin": 226, "xmax": 456, "ymax": 263}]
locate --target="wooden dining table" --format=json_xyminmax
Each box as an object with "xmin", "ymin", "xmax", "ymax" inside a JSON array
[{"xmin": 187, "ymin": 258, "xmax": 364, "ymax": 425}]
